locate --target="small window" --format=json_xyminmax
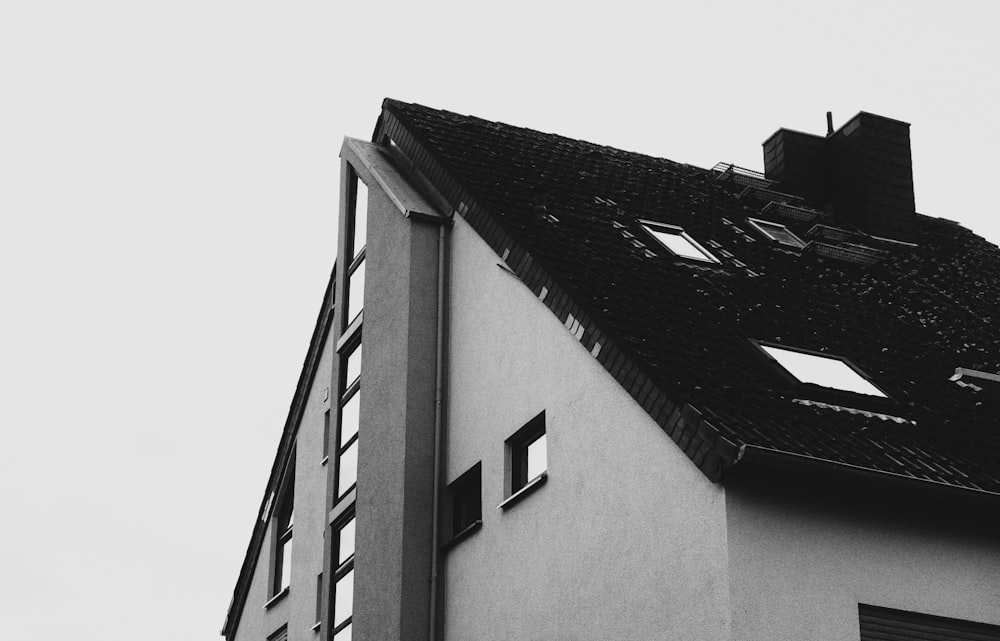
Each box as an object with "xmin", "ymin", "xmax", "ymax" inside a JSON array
[
  {"xmin": 748, "ymin": 218, "xmax": 806, "ymax": 248},
  {"xmin": 759, "ymin": 344, "xmax": 887, "ymax": 397},
  {"xmin": 641, "ymin": 221, "xmax": 719, "ymax": 263},
  {"xmin": 507, "ymin": 411, "xmax": 547, "ymax": 496},
  {"xmin": 314, "ymin": 573, "xmax": 323, "ymax": 628},
  {"xmin": 271, "ymin": 463, "xmax": 295, "ymax": 596},
  {"xmin": 446, "ymin": 463, "xmax": 482, "ymax": 542}
]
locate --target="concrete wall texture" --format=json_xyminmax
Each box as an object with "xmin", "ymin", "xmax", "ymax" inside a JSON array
[
  {"xmin": 442, "ymin": 215, "xmax": 733, "ymax": 640},
  {"xmin": 352, "ymin": 182, "xmax": 440, "ymax": 641},
  {"xmin": 726, "ymin": 480, "xmax": 1000, "ymax": 641},
  {"xmin": 233, "ymin": 330, "xmax": 333, "ymax": 641}
]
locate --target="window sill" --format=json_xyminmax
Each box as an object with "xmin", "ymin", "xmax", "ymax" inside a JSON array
[
  {"xmin": 310, "ymin": 621, "xmax": 321, "ymax": 633},
  {"xmin": 320, "ymin": 455, "xmax": 329, "ymax": 467},
  {"xmin": 263, "ymin": 587, "xmax": 289, "ymax": 610},
  {"xmin": 498, "ymin": 472, "xmax": 547, "ymax": 511},
  {"xmin": 442, "ymin": 519, "xmax": 482, "ymax": 551}
]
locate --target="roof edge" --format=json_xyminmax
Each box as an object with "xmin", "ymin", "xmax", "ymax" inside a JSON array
[
  {"xmin": 221, "ymin": 263, "xmax": 337, "ymax": 638},
  {"xmin": 728, "ymin": 444, "xmax": 1000, "ymax": 508},
  {"xmin": 378, "ymin": 101, "xmax": 744, "ymax": 485}
]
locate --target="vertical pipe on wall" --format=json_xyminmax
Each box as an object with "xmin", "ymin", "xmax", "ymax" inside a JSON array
[{"xmin": 428, "ymin": 221, "xmax": 449, "ymax": 641}]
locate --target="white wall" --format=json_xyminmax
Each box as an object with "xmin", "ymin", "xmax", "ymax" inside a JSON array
[
  {"xmin": 726, "ymin": 481, "xmax": 1000, "ymax": 640},
  {"xmin": 442, "ymin": 216, "xmax": 733, "ymax": 640}
]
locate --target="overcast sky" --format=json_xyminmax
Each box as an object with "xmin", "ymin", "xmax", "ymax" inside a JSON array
[{"xmin": 2, "ymin": 2, "xmax": 998, "ymax": 639}]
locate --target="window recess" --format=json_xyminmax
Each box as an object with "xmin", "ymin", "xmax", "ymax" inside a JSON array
[
  {"xmin": 640, "ymin": 220, "xmax": 719, "ymax": 263},
  {"xmin": 330, "ymin": 512, "xmax": 356, "ymax": 641},
  {"xmin": 501, "ymin": 411, "xmax": 547, "ymax": 510},
  {"xmin": 757, "ymin": 342, "xmax": 887, "ymax": 397},
  {"xmin": 444, "ymin": 463, "xmax": 482, "ymax": 547},
  {"xmin": 747, "ymin": 218, "xmax": 806, "ymax": 248}
]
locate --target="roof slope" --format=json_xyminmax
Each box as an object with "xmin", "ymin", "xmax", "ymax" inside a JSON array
[{"xmin": 380, "ymin": 99, "xmax": 1000, "ymax": 496}]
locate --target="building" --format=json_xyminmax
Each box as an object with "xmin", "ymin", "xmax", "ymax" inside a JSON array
[{"xmin": 221, "ymin": 100, "xmax": 1000, "ymax": 641}]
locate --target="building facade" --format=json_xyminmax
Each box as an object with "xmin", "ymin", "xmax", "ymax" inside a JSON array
[{"xmin": 223, "ymin": 101, "xmax": 1000, "ymax": 641}]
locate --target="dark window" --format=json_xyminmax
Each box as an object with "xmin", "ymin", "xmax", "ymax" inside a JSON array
[
  {"xmin": 314, "ymin": 573, "xmax": 323, "ymax": 628},
  {"xmin": 267, "ymin": 624, "xmax": 288, "ymax": 641},
  {"xmin": 447, "ymin": 463, "xmax": 482, "ymax": 539},
  {"xmin": 747, "ymin": 218, "xmax": 806, "ymax": 248},
  {"xmin": 507, "ymin": 411, "xmax": 547, "ymax": 495},
  {"xmin": 271, "ymin": 464, "xmax": 294, "ymax": 596},
  {"xmin": 323, "ymin": 409, "xmax": 331, "ymax": 461},
  {"xmin": 859, "ymin": 604, "xmax": 1000, "ymax": 641}
]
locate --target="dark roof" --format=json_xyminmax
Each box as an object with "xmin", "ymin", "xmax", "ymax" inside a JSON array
[{"xmin": 379, "ymin": 99, "xmax": 1000, "ymax": 496}]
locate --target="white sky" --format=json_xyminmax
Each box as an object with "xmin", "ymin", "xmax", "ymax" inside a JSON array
[{"xmin": 2, "ymin": 2, "xmax": 998, "ymax": 639}]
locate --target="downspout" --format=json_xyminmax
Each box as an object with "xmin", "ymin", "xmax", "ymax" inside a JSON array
[{"xmin": 428, "ymin": 221, "xmax": 449, "ymax": 641}]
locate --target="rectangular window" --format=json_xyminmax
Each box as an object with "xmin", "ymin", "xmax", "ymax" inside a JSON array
[
  {"xmin": 346, "ymin": 260, "xmax": 365, "ymax": 325},
  {"xmin": 314, "ymin": 573, "xmax": 323, "ymax": 627},
  {"xmin": 351, "ymin": 176, "xmax": 367, "ymax": 261},
  {"xmin": 505, "ymin": 411, "xmax": 547, "ymax": 501},
  {"xmin": 758, "ymin": 343, "xmax": 887, "ymax": 398},
  {"xmin": 747, "ymin": 218, "xmax": 806, "ymax": 248},
  {"xmin": 271, "ymin": 463, "xmax": 295, "ymax": 596},
  {"xmin": 640, "ymin": 221, "xmax": 719, "ymax": 263},
  {"xmin": 331, "ymin": 513, "xmax": 356, "ymax": 640},
  {"xmin": 336, "ymin": 341, "xmax": 362, "ymax": 498},
  {"xmin": 446, "ymin": 462, "xmax": 482, "ymax": 542},
  {"xmin": 323, "ymin": 409, "xmax": 331, "ymax": 461},
  {"xmin": 345, "ymin": 173, "xmax": 367, "ymax": 329}
]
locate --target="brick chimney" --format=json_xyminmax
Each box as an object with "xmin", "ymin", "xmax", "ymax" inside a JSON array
[{"xmin": 763, "ymin": 112, "xmax": 916, "ymax": 243}]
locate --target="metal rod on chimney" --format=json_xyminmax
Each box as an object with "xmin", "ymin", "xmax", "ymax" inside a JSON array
[{"xmin": 826, "ymin": 111, "xmax": 834, "ymax": 136}]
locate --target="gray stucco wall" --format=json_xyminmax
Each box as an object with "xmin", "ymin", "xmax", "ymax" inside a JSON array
[
  {"xmin": 233, "ymin": 329, "xmax": 333, "ymax": 641},
  {"xmin": 726, "ymin": 479, "xmax": 1000, "ymax": 640},
  {"xmin": 441, "ymin": 216, "xmax": 733, "ymax": 640},
  {"xmin": 352, "ymin": 184, "xmax": 440, "ymax": 641}
]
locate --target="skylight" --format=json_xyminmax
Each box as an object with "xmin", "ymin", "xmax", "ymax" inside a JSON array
[
  {"xmin": 760, "ymin": 344, "xmax": 887, "ymax": 397},
  {"xmin": 748, "ymin": 218, "xmax": 806, "ymax": 248},
  {"xmin": 641, "ymin": 222, "xmax": 719, "ymax": 263}
]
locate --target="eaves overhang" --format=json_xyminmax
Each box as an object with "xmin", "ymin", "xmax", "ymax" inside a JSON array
[{"xmin": 725, "ymin": 444, "xmax": 1000, "ymax": 511}]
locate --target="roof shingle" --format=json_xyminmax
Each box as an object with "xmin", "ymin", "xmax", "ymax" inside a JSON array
[{"xmin": 380, "ymin": 99, "xmax": 1000, "ymax": 495}]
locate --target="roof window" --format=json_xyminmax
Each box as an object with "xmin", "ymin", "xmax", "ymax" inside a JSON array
[
  {"xmin": 748, "ymin": 218, "xmax": 806, "ymax": 248},
  {"xmin": 641, "ymin": 221, "xmax": 719, "ymax": 263},
  {"xmin": 758, "ymin": 344, "xmax": 887, "ymax": 397}
]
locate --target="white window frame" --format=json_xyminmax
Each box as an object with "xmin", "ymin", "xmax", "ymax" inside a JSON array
[
  {"xmin": 640, "ymin": 220, "xmax": 720, "ymax": 263},
  {"xmin": 747, "ymin": 218, "xmax": 806, "ymax": 248},
  {"xmin": 756, "ymin": 342, "xmax": 888, "ymax": 398}
]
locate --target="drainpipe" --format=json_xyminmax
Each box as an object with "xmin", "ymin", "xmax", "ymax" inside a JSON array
[{"xmin": 428, "ymin": 221, "xmax": 449, "ymax": 641}]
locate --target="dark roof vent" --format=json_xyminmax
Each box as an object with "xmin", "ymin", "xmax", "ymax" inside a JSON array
[{"xmin": 763, "ymin": 112, "xmax": 916, "ymax": 243}]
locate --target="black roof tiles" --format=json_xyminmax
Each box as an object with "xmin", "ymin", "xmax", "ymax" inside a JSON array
[{"xmin": 380, "ymin": 99, "xmax": 1000, "ymax": 497}]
